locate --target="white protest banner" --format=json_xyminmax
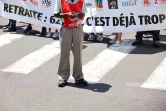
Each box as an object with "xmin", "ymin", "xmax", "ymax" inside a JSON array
[
  {"xmin": 0, "ymin": 0, "xmax": 62, "ymax": 29},
  {"xmin": 83, "ymin": 0, "xmax": 166, "ymax": 34},
  {"xmin": 0, "ymin": 0, "xmax": 166, "ymax": 34}
]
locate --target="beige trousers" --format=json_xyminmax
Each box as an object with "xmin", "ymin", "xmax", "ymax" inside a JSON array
[{"xmin": 58, "ymin": 26, "xmax": 84, "ymax": 80}]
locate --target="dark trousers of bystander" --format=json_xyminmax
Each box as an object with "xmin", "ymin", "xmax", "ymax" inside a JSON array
[{"xmin": 9, "ymin": 19, "xmax": 16, "ymax": 29}]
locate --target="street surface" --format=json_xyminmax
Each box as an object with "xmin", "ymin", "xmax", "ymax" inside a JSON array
[{"xmin": 0, "ymin": 17, "xmax": 166, "ymax": 111}]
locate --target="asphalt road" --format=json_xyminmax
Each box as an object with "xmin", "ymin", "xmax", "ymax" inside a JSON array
[{"xmin": 0, "ymin": 17, "xmax": 166, "ymax": 111}]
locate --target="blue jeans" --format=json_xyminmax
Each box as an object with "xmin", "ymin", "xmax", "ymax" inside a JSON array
[{"xmin": 9, "ymin": 19, "xmax": 16, "ymax": 29}]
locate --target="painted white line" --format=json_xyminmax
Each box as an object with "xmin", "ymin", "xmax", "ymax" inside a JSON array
[
  {"xmin": 1, "ymin": 41, "xmax": 60, "ymax": 74},
  {"xmin": 70, "ymin": 40, "xmax": 136, "ymax": 82},
  {"xmin": 0, "ymin": 33, "xmax": 23, "ymax": 48},
  {"xmin": 142, "ymin": 58, "xmax": 166, "ymax": 90}
]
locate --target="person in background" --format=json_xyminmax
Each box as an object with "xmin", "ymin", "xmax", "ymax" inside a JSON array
[
  {"xmin": 132, "ymin": 30, "xmax": 160, "ymax": 48},
  {"xmin": 24, "ymin": 24, "xmax": 47, "ymax": 35},
  {"xmin": 2, "ymin": 19, "xmax": 17, "ymax": 32},
  {"xmin": 109, "ymin": 33, "xmax": 122, "ymax": 47},
  {"xmin": 88, "ymin": 33, "xmax": 103, "ymax": 42},
  {"xmin": 46, "ymin": 28, "xmax": 59, "ymax": 39},
  {"xmin": 24, "ymin": 24, "xmax": 59, "ymax": 38},
  {"xmin": 23, "ymin": 24, "xmax": 33, "ymax": 34}
]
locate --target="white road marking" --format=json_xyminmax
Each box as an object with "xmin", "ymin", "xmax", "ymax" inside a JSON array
[
  {"xmin": 0, "ymin": 33, "xmax": 23, "ymax": 48},
  {"xmin": 142, "ymin": 58, "xmax": 166, "ymax": 90},
  {"xmin": 70, "ymin": 40, "xmax": 136, "ymax": 82},
  {"xmin": 1, "ymin": 41, "xmax": 60, "ymax": 74}
]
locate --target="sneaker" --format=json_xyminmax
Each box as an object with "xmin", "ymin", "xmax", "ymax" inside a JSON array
[
  {"xmin": 58, "ymin": 80, "xmax": 68, "ymax": 87},
  {"xmin": 109, "ymin": 38, "xmax": 116, "ymax": 44},
  {"xmin": 41, "ymin": 27, "xmax": 47, "ymax": 35},
  {"xmin": 143, "ymin": 33, "xmax": 151, "ymax": 38},
  {"xmin": 75, "ymin": 78, "xmax": 88, "ymax": 86},
  {"xmin": 46, "ymin": 31, "xmax": 52, "ymax": 38},
  {"xmin": 24, "ymin": 25, "xmax": 33, "ymax": 34},
  {"xmin": 132, "ymin": 40, "xmax": 143, "ymax": 46},
  {"xmin": 52, "ymin": 32, "xmax": 59, "ymax": 38},
  {"xmin": 88, "ymin": 34, "xmax": 94, "ymax": 41},
  {"xmin": 153, "ymin": 41, "xmax": 160, "ymax": 48},
  {"xmin": 113, "ymin": 41, "xmax": 121, "ymax": 47},
  {"xmin": 143, "ymin": 32, "xmax": 152, "ymax": 38},
  {"xmin": 96, "ymin": 35, "xmax": 103, "ymax": 42}
]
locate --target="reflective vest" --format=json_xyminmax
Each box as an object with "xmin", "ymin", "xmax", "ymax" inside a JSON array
[{"xmin": 60, "ymin": 0, "xmax": 84, "ymax": 28}]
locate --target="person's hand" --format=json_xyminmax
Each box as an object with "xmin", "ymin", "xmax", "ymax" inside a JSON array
[
  {"xmin": 65, "ymin": 13, "xmax": 76, "ymax": 19},
  {"xmin": 77, "ymin": 13, "xmax": 85, "ymax": 19}
]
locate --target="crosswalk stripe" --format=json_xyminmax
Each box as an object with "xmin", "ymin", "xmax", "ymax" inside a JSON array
[
  {"xmin": 1, "ymin": 41, "xmax": 60, "ymax": 74},
  {"xmin": 0, "ymin": 33, "xmax": 23, "ymax": 48},
  {"xmin": 82, "ymin": 40, "xmax": 136, "ymax": 83},
  {"xmin": 141, "ymin": 57, "xmax": 166, "ymax": 90}
]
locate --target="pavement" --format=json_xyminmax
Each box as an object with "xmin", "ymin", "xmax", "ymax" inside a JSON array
[{"xmin": 0, "ymin": 17, "xmax": 166, "ymax": 111}]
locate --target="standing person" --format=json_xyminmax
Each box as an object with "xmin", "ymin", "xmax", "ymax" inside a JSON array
[
  {"xmin": 2, "ymin": 19, "xmax": 16, "ymax": 32},
  {"xmin": 54, "ymin": 0, "xmax": 88, "ymax": 87},
  {"xmin": 109, "ymin": 33, "xmax": 122, "ymax": 47}
]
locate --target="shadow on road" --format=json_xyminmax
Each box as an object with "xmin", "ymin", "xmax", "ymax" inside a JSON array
[
  {"xmin": 0, "ymin": 25, "xmax": 26, "ymax": 31},
  {"xmin": 67, "ymin": 82, "xmax": 112, "ymax": 93},
  {"xmin": 130, "ymin": 39, "xmax": 166, "ymax": 55}
]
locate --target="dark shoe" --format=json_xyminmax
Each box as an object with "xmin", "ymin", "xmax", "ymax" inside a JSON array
[
  {"xmin": 24, "ymin": 25, "xmax": 33, "ymax": 34},
  {"xmin": 41, "ymin": 27, "xmax": 47, "ymax": 35},
  {"xmin": 58, "ymin": 80, "xmax": 68, "ymax": 87},
  {"xmin": 75, "ymin": 78, "xmax": 88, "ymax": 86},
  {"xmin": 153, "ymin": 41, "xmax": 160, "ymax": 48},
  {"xmin": 132, "ymin": 40, "xmax": 143, "ymax": 46}
]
